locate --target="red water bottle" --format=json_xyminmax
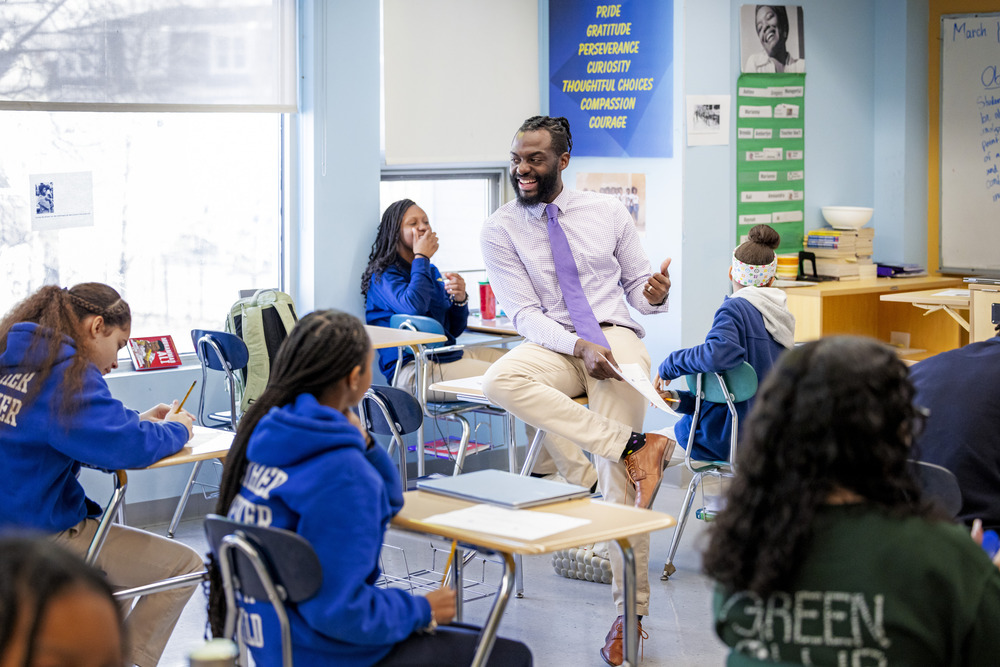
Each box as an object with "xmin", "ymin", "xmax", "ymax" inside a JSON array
[{"xmin": 479, "ymin": 282, "xmax": 496, "ymax": 319}]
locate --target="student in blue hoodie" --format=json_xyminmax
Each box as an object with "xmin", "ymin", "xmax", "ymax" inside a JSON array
[
  {"xmin": 209, "ymin": 309, "xmax": 532, "ymax": 666},
  {"xmin": 362, "ymin": 198, "xmax": 506, "ymax": 398},
  {"xmin": 0, "ymin": 282, "xmax": 203, "ymax": 667},
  {"xmin": 654, "ymin": 224, "xmax": 795, "ymax": 465}
]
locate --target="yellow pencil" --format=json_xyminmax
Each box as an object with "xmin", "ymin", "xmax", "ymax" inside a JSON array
[
  {"xmin": 175, "ymin": 380, "xmax": 196, "ymax": 414},
  {"xmin": 440, "ymin": 540, "xmax": 457, "ymax": 587}
]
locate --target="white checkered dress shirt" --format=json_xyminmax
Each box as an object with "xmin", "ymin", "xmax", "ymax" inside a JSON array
[{"xmin": 481, "ymin": 187, "xmax": 668, "ymax": 355}]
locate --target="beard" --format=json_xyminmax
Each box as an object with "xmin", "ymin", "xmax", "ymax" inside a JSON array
[{"xmin": 511, "ymin": 167, "xmax": 560, "ymax": 207}]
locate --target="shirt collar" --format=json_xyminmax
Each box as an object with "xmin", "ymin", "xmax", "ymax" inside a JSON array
[{"xmin": 525, "ymin": 188, "xmax": 570, "ymax": 221}]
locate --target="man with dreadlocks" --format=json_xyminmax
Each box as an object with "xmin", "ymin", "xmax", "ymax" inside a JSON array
[{"xmin": 480, "ymin": 115, "xmax": 673, "ymax": 665}]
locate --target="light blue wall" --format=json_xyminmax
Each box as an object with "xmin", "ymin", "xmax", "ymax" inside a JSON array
[
  {"xmin": 293, "ymin": 0, "xmax": 382, "ymax": 318},
  {"xmin": 103, "ymin": 0, "xmax": 934, "ymax": 509},
  {"xmin": 680, "ymin": 0, "xmax": 929, "ymax": 347}
]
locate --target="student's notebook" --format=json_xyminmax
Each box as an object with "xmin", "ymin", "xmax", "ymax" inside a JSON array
[{"xmin": 417, "ymin": 469, "xmax": 591, "ymax": 509}]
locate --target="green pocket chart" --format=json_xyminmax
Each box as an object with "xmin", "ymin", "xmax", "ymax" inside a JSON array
[{"xmin": 735, "ymin": 73, "xmax": 805, "ymax": 254}]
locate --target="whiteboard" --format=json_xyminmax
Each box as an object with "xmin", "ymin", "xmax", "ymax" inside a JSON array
[{"xmin": 940, "ymin": 14, "xmax": 1000, "ymax": 274}]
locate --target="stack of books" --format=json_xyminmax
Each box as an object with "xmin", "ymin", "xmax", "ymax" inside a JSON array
[{"xmin": 804, "ymin": 228, "xmax": 876, "ymax": 280}]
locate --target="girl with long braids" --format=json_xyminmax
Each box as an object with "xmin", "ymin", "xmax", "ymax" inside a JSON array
[
  {"xmin": 0, "ymin": 282, "xmax": 203, "ymax": 667},
  {"xmin": 362, "ymin": 199, "xmax": 506, "ymax": 401},
  {"xmin": 705, "ymin": 336, "xmax": 1000, "ymax": 665},
  {"xmin": 209, "ymin": 310, "xmax": 531, "ymax": 666}
]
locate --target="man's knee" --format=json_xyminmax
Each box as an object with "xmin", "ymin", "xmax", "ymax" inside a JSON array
[{"xmin": 481, "ymin": 358, "xmax": 519, "ymax": 405}]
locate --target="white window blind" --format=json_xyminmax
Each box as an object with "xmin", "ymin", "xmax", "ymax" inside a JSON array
[
  {"xmin": 0, "ymin": 0, "xmax": 296, "ymax": 111},
  {"xmin": 382, "ymin": 0, "xmax": 540, "ymax": 165}
]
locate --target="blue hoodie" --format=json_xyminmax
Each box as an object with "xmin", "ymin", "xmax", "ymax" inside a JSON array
[
  {"xmin": 228, "ymin": 393, "xmax": 432, "ymax": 667},
  {"xmin": 365, "ymin": 256, "xmax": 468, "ymax": 383},
  {"xmin": 658, "ymin": 290, "xmax": 794, "ymax": 461},
  {"xmin": 0, "ymin": 322, "xmax": 189, "ymax": 532}
]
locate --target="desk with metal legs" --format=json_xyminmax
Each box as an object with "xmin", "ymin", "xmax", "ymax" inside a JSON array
[
  {"xmin": 428, "ymin": 377, "xmax": 589, "ymax": 597},
  {"xmin": 392, "ymin": 490, "xmax": 675, "ymax": 667}
]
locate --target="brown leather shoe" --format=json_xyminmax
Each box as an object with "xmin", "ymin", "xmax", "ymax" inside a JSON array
[
  {"xmin": 624, "ymin": 434, "xmax": 675, "ymax": 509},
  {"xmin": 600, "ymin": 614, "xmax": 646, "ymax": 666}
]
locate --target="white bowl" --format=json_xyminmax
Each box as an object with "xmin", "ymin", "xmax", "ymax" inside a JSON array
[{"xmin": 821, "ymin": 206, "xmax": 873, "ymax": 230}]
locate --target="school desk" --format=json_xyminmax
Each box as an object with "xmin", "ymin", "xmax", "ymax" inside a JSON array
[
  {"xmin": 879, "ymin": 288, "xmax": 971, "ymax": 332},
  {"xmin": 87, "ymin": 427, "xmax": 233, "ymax": 555},
  {"xmin": 391, "ymin": 490, "xmax": 676, "ymax": 667},
  {"xmin": 429, "ymin": 376, "xmax": 590, "ymax": 597},
  {"xmin": 365, "ymin": 323, "xmax": 448, "ymax": 349},
  {"xmin": 465, "ymin": 315, "xmax": 519, "ymax": 337},
  {"xmin": 968, "ymin": 283, "xmax": 1000, "ymax": 343},
  {"xmin": 144, "ymin": 426, "xmax": 235, "ymax": 537}
]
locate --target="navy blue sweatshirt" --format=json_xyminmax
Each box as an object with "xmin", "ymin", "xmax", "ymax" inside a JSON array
[{"xmin": 364, "ymin": 256, "xmax": 468, "ymax": 383}]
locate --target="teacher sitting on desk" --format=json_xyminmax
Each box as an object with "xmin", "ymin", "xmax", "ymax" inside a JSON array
[
  {"xmin": 480, "ymin": 115, "xmax": 673, "ymax": 666},
  {"xmin": 362, "ymin": 199, "xmax": 506, "ymax": 402},
  {"xmin": 364, "ymin": 200, "xmax": 599, "ymax": 490},
  {"xmin": 0, "ymin": 282, "xmax": 203, "ymax": 667}
]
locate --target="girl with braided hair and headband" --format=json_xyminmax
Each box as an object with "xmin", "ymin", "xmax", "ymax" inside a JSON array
[
  {"xmin": 0, "ymin": 282, "xmax": 203, "ymax": 667},
  {"xmin": 654, "ymin": 224, "xmax": 795, "ymax": 466}
]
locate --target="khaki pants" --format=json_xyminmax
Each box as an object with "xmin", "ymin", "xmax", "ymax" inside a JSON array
[
  {"xmin": 482, "ymin": 325, "xmax": 652, "ymax": 615},
  {"xmin": 397, "ymin": 347, "xmax": 598, "ymax": 489},
  {"xmin": 55, "ymin": 518, "xmax": 204, "ymax": 667}
]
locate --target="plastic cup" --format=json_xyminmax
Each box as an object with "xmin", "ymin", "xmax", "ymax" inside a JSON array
[{"xmin": 479, "ymin": 282, "xmax": 496, "ymax": 319}]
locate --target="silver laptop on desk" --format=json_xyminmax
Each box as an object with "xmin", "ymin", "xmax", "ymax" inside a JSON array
[{"xmin": 417, "ymin": 469, "xmax": 591, "ymax": 509}]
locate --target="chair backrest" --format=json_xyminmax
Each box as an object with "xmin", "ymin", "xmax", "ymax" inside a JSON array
[
  {"xmin": 685, "ymin": 361, "xmax": 758, "ymax": 404},
  {"xmin": 360, "ymin": 386, "xmax": 423, "ymax": 491},
  {"xmin": 909, "ymin": 460, "xmax": 963, "ymax": 519},
  {"xmin": 191, "ymin": 330, "xmax": 250, "ymax": 430},
  {"xmin": 361, "ymin": 385, "xmax": 423, "ymax": 437},
  {"xmin": 683, "ymin": 362, "xmax": 758, "ymax": 469},
  {"xmin": 204, "ymin": 514, "xmax": 323, "ymax": 667},
  {"xmin": 389, "ymin": 313, "xmax": 446, "ymax": 342}
]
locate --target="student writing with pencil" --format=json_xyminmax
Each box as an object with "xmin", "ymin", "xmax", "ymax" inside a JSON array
[
  {"xmin": 210, "ymin": 310, "xmax": 531, "ymax": 666},
  {"xmin": 654, "ymin": 225, "xmax": 795, "ymax": 502},
  {"xmin": 0, "ymin": 282, "xmax": 203, "ymax": 667}
]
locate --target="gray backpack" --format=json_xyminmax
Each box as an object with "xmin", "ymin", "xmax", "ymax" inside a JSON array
[{"xmin": 224, "ymin": 289, "xmax": 298, "ymax": 412}]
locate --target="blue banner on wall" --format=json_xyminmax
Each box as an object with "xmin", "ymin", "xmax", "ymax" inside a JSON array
[{"xmin": 549, "ymin": 0, "xmax": 673, "ymax": 158}]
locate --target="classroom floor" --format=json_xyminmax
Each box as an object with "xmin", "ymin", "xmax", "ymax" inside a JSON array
[{"xmin": 152, "ymin": 472, "xmax": 729, "ymax": 666}]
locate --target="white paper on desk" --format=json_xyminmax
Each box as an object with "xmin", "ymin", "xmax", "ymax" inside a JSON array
[
  {"xmin": 616, "ymin": 363, "xmax": 679, "ymax": 416},
  {"xmin": 422, "ymin": 504, "xmax": 590, "ymax": 541},
  {"xmin": 932, "ymin": 289, "xmax": 970, "ymax": 298},
  {"xmin": 188, "ymin": 428, "xmax": 234, "ymax": 456}
]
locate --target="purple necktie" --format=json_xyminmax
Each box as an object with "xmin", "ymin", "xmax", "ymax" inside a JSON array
[{"xmin": 545, "ymin": 203, "xmax": 610, "ymax": 349}]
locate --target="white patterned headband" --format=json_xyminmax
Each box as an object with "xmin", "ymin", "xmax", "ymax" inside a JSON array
[{"xmin": 731, "ymin": 253, "xmax": 777, "ymax": 287}]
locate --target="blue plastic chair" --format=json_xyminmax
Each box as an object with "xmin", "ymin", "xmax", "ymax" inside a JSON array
[
  {"xmin": 389, "ymin": 314, "xmax": 503, "ymax": 476},
  {"xmin": 910, "ymin": 459, "xmax": 962, "ymax": 518},
  {"xmin": 205, "ymin": 514, "xmax": 322, "ymax": 667},
  {"xmin": 360, "ymin": 385, "xmax": 424, "ymax": 491},
  {"xmin": 164, "ymin": 330, "xmax": 249, "ymax": 539},
  {"xmin": 191, "ymin": 329, "xmax": 250, "ymax": 431},
  {"xmin": 661, "ymin": 361, "xmax": 757, "ymax": 580}
]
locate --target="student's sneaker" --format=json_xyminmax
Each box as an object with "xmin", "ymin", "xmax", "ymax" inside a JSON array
[{"xmin": 551, "ymin": 542, "xmax": 612, "ymax": 584}]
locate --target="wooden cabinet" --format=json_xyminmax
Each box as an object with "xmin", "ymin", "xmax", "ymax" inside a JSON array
[
  {"xmin": 970, "ymin": 283, "xmax": 1000, "ymax": 342},
  {"xmin": 781, "ymin": 276, "xmax": 966, "ymax": 355}
]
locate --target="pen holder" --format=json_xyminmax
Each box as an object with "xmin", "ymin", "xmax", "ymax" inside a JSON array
[{"xmin": 479, "ymin": 282, "xmax": 496, "ymax": 319}]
